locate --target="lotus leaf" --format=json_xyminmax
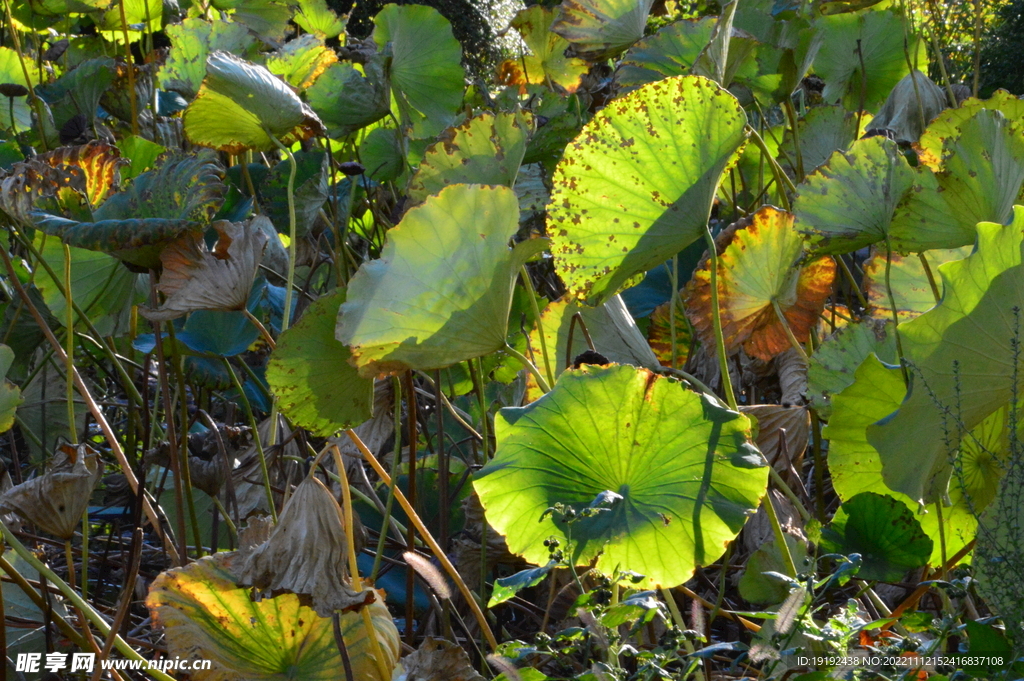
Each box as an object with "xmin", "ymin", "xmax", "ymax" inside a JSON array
[
  {"xmin": 917, "ymin": 90, "xmax": 1024, "ymax": 171},
  {"xmin": 548, "ymin": 75, "xmax": 747, "ymax": 304},
  {"xmin": 294, "ymin": 0, "xmax": 347, "ymax": 38},
  {"xmin": 890, "ymin": 108, "xmax": 1024, "ymax": 252},
  {"xmin": 372, "ymin": 4, "xmax": 464, "ymax": 137},
  {"xmin": 38, "ymin": 142, "xmax": 125, "ymax": 207},
  {"xmin": 408, "ymin": 111, "xmax": 531, "ymax": 205},
  {"xmin": 475, "ymin": 363, "xmax": 767, "ymax": 588},
  {"xmin": 160, "ymin": 18, "xmax": 255, "ymax": 100},
  {"xmin": 211, "ymin": 0, "xmax": 294, "ymax": 43},
  {"xmin": 338, "ymin": 184, "xmax": 547, "ymax": 377},
  {"xmin": 806, "ymin": 318, "xmax": 897, "ymax": 417},
  {"xmin": 147, "ymin": 551, "xmax": 400, "ymax": 681},
  {"xmin": 778, "ymin": 105, "xmax": 872, "ymax": 177},
  {"xmin": 861, "ymin": 246, "xmax": 971, "ymax": 321},
  {"xmin": 184, "ymin": 51, "xmax": 324, "ymax": 154},
  {"xmin": 866, "ymin": 71, "xmax": 947, "ymax": 144},
  {"xmin": 869, "ymin": 206, "xmax": 1024, "ymax": 503},
  {"xmin": 551, "ymin": 0, "xmax": 655, "ymax": 61},
  {"xmin": 684, "ymin": 207, "xmax": 836, "ymax": 362},
  {"xmin": 0, "ymin": 47, "xmax": 41, "ymax": 133},
  {"xmin": 812, "ymin": 8, "xmax": 923, "ymax": 111},
  {"xmin": 794, "ymin": 136, "xmax": 916, "ymax": 255},
  {"xmin": 35, "ymin": 58, "xmax": 115, "ymax": 133},
  {"xmin": 0, "ymin": 345, "xmax": 22, "ymax": 433},
  {"xmin": 307, "ymin": 59, "xmax": 390, "ymax": 139},
  {"xmin": 498, "ymin": 6, "xmax": 588, "ymax": 93},
  {"xmin": 821, "ymin": 491, "xmax": 933, "ymax": 581},
  {"xmin": 267, "ymin": 290, "xmax": 373, "ymax": 437},
  {"xmin": 266, "ymin": 34, "xmax": 337, "ymax": 91},
  {"xmin": 614, "ymin": 18, "xmax": 716, "ymax": 94},
  {"xmin": 739, "ymin": 535, "xmax": 810, "ymax": 604}
]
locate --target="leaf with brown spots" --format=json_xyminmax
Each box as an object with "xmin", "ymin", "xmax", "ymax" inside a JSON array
[
  {"xmin": 498, "ymin": 5, "xmax": 589, "ymax": 93},
  {"xmin": 684, "ymin": 206, "xmax": 836, "ymax": 361},
  {"xmin": 861, "ymin": 245, "xmax": 971, "ymax": 321},
  {"xmin": 408, "ymin": 111, "xmax": 532, "ymax": 205},
  {"xmin": 646, "ymin": 298, "xmax": 695, "ymax": 369},
  {"xmin": 548, "ymin": 75, "xmax": 747, "ymax": 305},
  {"xmin": 38, "ymin": 142, "xmax": 126, "ymax": 207},
  {"xmin": 551, "ymin": 0, "xmax": 654, "ymax": 61},
  {"xmin": 147, "ymin": 551, "xmax": 400, "ymax": 680}
]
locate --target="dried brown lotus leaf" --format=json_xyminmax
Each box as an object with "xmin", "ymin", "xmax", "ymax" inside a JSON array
[
  {"xmin": 38, "ymin": 141, "xmax": 126, "ymax": 206},
  {"xmin": 394, "ymin": 637, "xmax": 485, "ymax": 681},
  {"xmin": 239, "ymin": 476, "xmax": 373, "ymax": 616},
  {"xmin": 0, "ymin": 443, "xmax": 102, "ymax": 539},
  {"xmin": 740, "ymin": 404, "xmax": 810, "ymax": 474},
  {"xmin": 0, "ymin": 159, "xmax": 86, "ymax": 228},
  {"xmin": 141, "ymin": 219, "xmax": 268, "ymax": 322}
]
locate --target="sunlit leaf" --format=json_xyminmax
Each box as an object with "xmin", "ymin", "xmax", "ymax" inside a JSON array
[
  {"xmin": 338, "ymin": 185, "xmax": 547, "ymax": 377},
  {"xmin": 183, "ymin": 52, "xmax": 325, "ymax": 154},
  {"xmin": 0, "ymin": 160, "xmax": 86, "ymax": 228},
  {"xmin": 868, "ymin": 206, "xmax": 1024, "ymax": 503},
  {"xmin": 267, "ymin": 290, "xmax": 374, "ymax": 437},
  {"xmin": 373, "ymin": 4, "xmax": 465, "ymax": 137},
  {"xmin": 147, "ymin": 551, "xmax": 400, "ymax": 680},
  {"xmin": 822, "ymin": 491, "xmax": 932, "ymax": 581},
  {"xmin": 117, "ymin": 135, "xmax": 165, "ymax": 181},
  {"xmin": 497, "ymin": 6, "xmax": 588, "ymax": 93},
  {"xmin": 551, "ymin": 0, "xmax": 655, "ymax": 61},
  {"xmin": 475, "ymin": 364, "xmax": 767, "ymax": 588},
  {"xmin": 266, "ymin": 34, "xmax": 337, "ymax": 91},
  {"xmin": 806, "ymin": 318, "xmax": 897, "ymax": 418},
  {"xmin": 916, "ymin": 90, "xmax": 1024, "ymax": 171},
  {"xmin": 795, "ymin": 137, "xmax": 914, "ymax": 254},
  {"xmin": 548, "ymin": 75, "xmax": 747, "ymax": 304},
  {"xmin": 99, "ymin": 0, "xmax": 162, "ymax": 42},
  {"xmin": 861, "ymin": 246, "xmax": 971, "ymax": 321},
  {"xmin": 38, "ymin": 142, "xmax": 126, "ymax": 207},
  {"xmin": 739, "ymin": 535, "xmax": 810, "ymax": 604},
  {"xmin": 210, "ymin": 0, "xmax": 294, "ymax": 43},
  {"xmin": 0, "ymin": 345, "xmax": 22, "ymax": 433},
  {"xmin": 0, "ymin": 47, "xmax": 41, "ymax": 133},
  {"xmin": 408, "ymin": 111, "xmax": 531, "ymax": 204},
  {"xmin": 684, "ymin": 207, "xmax": 836, "ymax": 362},
  {"xmin": 160, "ymin": 18, "xmax": 255, "ymax": 100},
  {"xmin": 307, "ymin": 59, "xmax": 390, "ymax": 139},
  {"xmin": 646, "ymin": 298, "xmax": 694, "ymax": 369},
  {"xmin": 294, "ymin": 0, "xmax": 347, "ymax": 38},
  {"xmin": 778, "ymin": 104, "xmax": 872, "ymax": 176}
]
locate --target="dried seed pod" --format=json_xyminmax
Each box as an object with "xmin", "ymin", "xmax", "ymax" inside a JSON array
[
  {"xmin": 238, "ymin": 476, "xmax": 373, "ymax": 616},
  {"xmin": 0, "ymin": 444, "xmax": 102, "ymax": 539}
]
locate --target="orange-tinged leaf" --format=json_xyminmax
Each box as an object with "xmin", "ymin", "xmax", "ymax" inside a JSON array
[
  {"xmin": 498, "ymin": 6, "xmax": 588, "ymax": 93},
  {"xmin": 684, "ymin": 206, "xmax": 836, "ymax": 361},
  {"xmin": 646, "ymin": 299, "xmax": 694, "ymax": 368},
  {"xmin": 39, "ymin": 142, "xmax": 126, "ymax": 207}
]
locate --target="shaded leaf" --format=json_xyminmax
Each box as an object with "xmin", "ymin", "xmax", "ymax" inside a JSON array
[
  {"xmin": 475, "ymin": 364, "xmax": 767, "ymax": 588},
  {"xmin": 267, "ymin": 290, "xmax": 374, "ymax": 437},
  {"xmin": 258, "ymin": 151, "xmax": 328, "ymax": 238},
  {"xmin": 0, "ymin": 47, "xmax": 39, "ymax": 133},
  {"xmin": 338, "ymin": 185, "xmax": 547, "ymax": 377},
  {"xmin": 779, "ymin": 104, "xmax": 872, "ymax": 176},
  {"xmin": 551, "ymin": 0, "xmax": 655, "ymax": 61},
  {"xmin": 548, "ymin": 75, "xmax": 747, "ymax": 304},
  {"xmin": 160, "ymin": 18, "xmax": 255, "ymax": 100},
  {"xmin": 307, "ymin": 59, "xmax": 390, "ymax": 139},
  {"xmin": 865, "ymin": 70, "xmax": 947, "ymax": 144},
  {"xmin": 806, "ymin": 318, "xmax": 897, "ymax": 418},
  {"xmin": 0, "ymin": 159, "xmax": 86, "ymax": 228},
  {"xmin": 614, "ymin": 17, "xmax": 714, "ymax": 93},
  {"xmin": 684, "ymin": 207, "xmax": 836, "ymax": 362},
  {"xmin": 210, "ymin": 0, "xmax": 294, "ymax": 43},
  {"xmin": 393, "ymin": 638, "xmax": 485, "ymax": 681},
  {"xmin": 35, "ymin": 58, "xmax": 115, "ymax": 132},
  {"xmin": 0, "ymin": 345, "xmax": 22, "ymax": 433},
  {"xmin": 739, "ymin": 535, "xmax": 810, "ymax": 604}
]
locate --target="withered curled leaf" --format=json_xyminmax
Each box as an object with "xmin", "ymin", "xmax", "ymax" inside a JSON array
[
  {"xmin": 0, "ymin": 443, "xmax": 103, "ymax": 539},
  {"xmin": 142, "ymin": 219, "xmax": 268, "ymax": 322},
  {"xmin": 238, "ymin": 475, "xmax": 372, "ymax": 617},
  {"xmin": 393, "ymin": 637, "xmax": 485, "ymax": 681}
]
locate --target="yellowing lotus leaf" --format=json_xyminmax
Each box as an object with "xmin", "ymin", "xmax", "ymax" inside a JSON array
[
  {"xmin": 684, "ymin": 207, "xmax": 836, "ymax": 362},
  {"xmin": 551, "ymin": 0, "xmax": 655, "ymax": 61},
  {"xmin": 498, "ymin": 6, "xmax": 588, "ymax": 93}
]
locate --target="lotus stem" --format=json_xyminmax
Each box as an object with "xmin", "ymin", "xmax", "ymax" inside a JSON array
[
  {"xmin": 222, "ymin": 358, "xmax": 278, "ymax": 522},
  {"xmin": 117, "ymin": 0, "xmax": 139, "ymax": 136},
  {"xmin": 504, "ymin": 342, "xmax": 551, "ymax": 394},
  {"xmin": 884, "ymin": 237, "xmax": 909, "ymax": 384},
  {"xmin": 166, "ymin": 323, "xmax": 205, "ymax": 556},
  {"xmin": 0, "ymin": 522, "xmax": 175, "ymax": 681},
  {"xmin": 370, "ymin": 376, "xmax": 403, "ymax": 582},
  {"xmin": 243, "ymin": 308, "xmax": 276, "ymax": 349},
  {"xmin": 701, "ymin": 224, "xmax": 738, "ymax": 410},
  {"xmin": 521, "ymin": 265, "xmax": 555, "ymax": 387},
  {"xmin": 64, "ymin": 244, "xmax": 78, "ymax": 443},
  {"xmin": 346, "ymin": 428, "xmax": 500, "ymax": 651},
  {"xmin": 271, "ymin": 136, "xmax": 299, "ymax": 334},
  {"xmin": 919, "ymin": 251, "xmax": 941, "ymax": 304},
  {"xmin": 834, "ymin": 254, "xmax": 869, "ymax": 311},
  {"xmin": 744, "ymin": 126, "xmax": 794, "ymax": 210},
  {"xmin": 763, "ymin": 492, "xmax": 798, "ymax": 577},
  {"xmin": 770, "ymin": 299, "xmax": 809, "ymax": 363}
]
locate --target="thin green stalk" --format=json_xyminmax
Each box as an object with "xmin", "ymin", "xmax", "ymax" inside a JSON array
[
  {"xmin": 919, "ymin": 251, "xmax": 941, "ymax": 304},
  {"xmin": 471, "ymin": 357, "xmax": 492, "ymax": 459},
  {"xmin": 504, "ymin": 342, "xmax": 550, "ymax": 394},
  {"xmin": 370, "ymin": 377, "xmax": 403, "ymax": 582},
  {"xmin": 63, "ymin": 245, "xmax": 76, "ymax": 444},
  {"xmin": 771, "ymin": 299, "xmax": 809, "ymax": 363},
  {"xmin": 1, "ymin": 0, "xmax": 48, "ymax": 149},
  {"xmin": 763, "ymin": 491, "xmax": 798, "ymax": 577},
  {"xmin": 0, "ymin": 521, "xmax": 175, "ymax": 681},
  {"xmin": 80, "ymin": 513, "xmax": 88, "ymax": 599},
  {"xmin": 782, "ymin": 100, "xmax": 805, "ymax": 183},
  {"xmin": 167, "ymin": 324, "xmax": 204, "ymax": 556},
  {"xmin": 270, "ymin": 137, "xmax": 299, "ymax": 334},
  {"xmin": 521, "ymin": 266, "xmax": 555, "ymax": 387},
  {"xmin": 745, "ymin": 126, "xmax": 794, "ymax": 210},
  {"xmin": 222, "ymin": 359, "xmax": 277, "ymax": 522},
  {"xmin": 835, "ymin": 254, "xmax": 870, "ymax": 311},
  {"xmin": 701, "ymin": 224, "xmax": 738, "ymax": 410},
  {"xmin": 670, "ymin": 256, "xmax": 680, "ymax": 368},
  {"xmin": 884, "ymin": 237, "xmax": 909, "ymax": 384}
]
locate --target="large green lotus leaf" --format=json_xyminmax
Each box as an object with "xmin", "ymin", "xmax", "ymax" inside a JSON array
[
  {"xmin": 258, "ymin": 151, "xmax": 327, "ymax": 238},
  {"xmin": 408, "ymin": 111, "xmax": 531, "ymax": 204},
  {"xmin": 307, "ymin": 59, "xmax": 390, "ymax": 139},
  {"xmin": 35, "ymin": 235, "xmax": 143, "ymax": 337},
  {"xmin": 917, "ymin": 90, "xmax": 1024, "ymax": 171},
  {"xmin": 183, "ymin": 51, "xmax": 324, "ymax": 154},
  {"xmin": 861, "ymin": 246, "xmax": 972, "ymax": 321},
  {"xmin": 794, "ymin": 137, "xmax": 915, "ymax": 254},
  {"xmin": 0, "ymin": 47, "xmax": 41, "ymax": 133},
  {"xmin": 146, "ymin": 551, "xmax": 400, "ymax": 681},
  {"xmin": 160, "ymin": 18, "xmax": 255, "ymax": 100},
  {"xmin": 812, "ymin": 8, "xmax": 923, "ymax": 111},
  {"xmin": 613, "ymin": 18, "xmax": 715, "ymax": 93},
  {"xmin": 551, "ymin": 0, "xmax": 655, "ymax": 61},
  {"xmin": 524, "ymin": 294, "xmax": 660, "ymax": 401},
  {"xmin": 807, "ymin": 318, "xmax": 897, "ymax": 418},
  {"xmin": 35, "ymin": 58, "xmax": 115, "ymax": 131},
  {"xmin": 822, "ymin": 491, "xmax": 933, "ymax": 581},
  {"xmin": 548, "ymin": 75, "xmax": 747, "ymax": 305},
  {"xmin": 373, "ymin": 4, "xmax": 464, "ymax": 138},
  {"xmin": 98, "ymin": 0, "xmax": 162, "ymax": 43},
  {"xmin": 0, "ymin": 345, "xmax": 22, "ymax": 434},
  {"xmin": 778, "ymin": 105, "xmax": 872, "ymax": 177},
  {"xmin": 34, "ymin": 152, "xmax": 225, "ymax": 269},
  {"xmin": 498, "ymin": 6, "xmax": 588, "ymax": 93},
  {"xmin": 868, "ymin": 207, "xmax": 1024, "ymax": 504},
  {"xmin": 826, "ymin": 354, "xmax": 977, "ymax": 563},
  {"xmin": 294, "ymin": 0, "xmax": 347, "ymax": 39},
  {"xmin": 267, "ymin": 291, "xmax": 373, "ymax": 437},
  {"xmin": 210, "ymin": 0, "xmax": 294, "ymax": 43},
  {"xmin": 266, "ymin": 34, "xmax": 337, "ymax": 91},
  {"xmin": 890, "ymin": 109, "xmax": 1024, "ymax": 252},
  {"xmin": 475, "ymin": 364, "xmax": 767, "ymax": 588},
  {"xmin": 337, "ymin": 185, "xmax": 547, "ymax": 377}
]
